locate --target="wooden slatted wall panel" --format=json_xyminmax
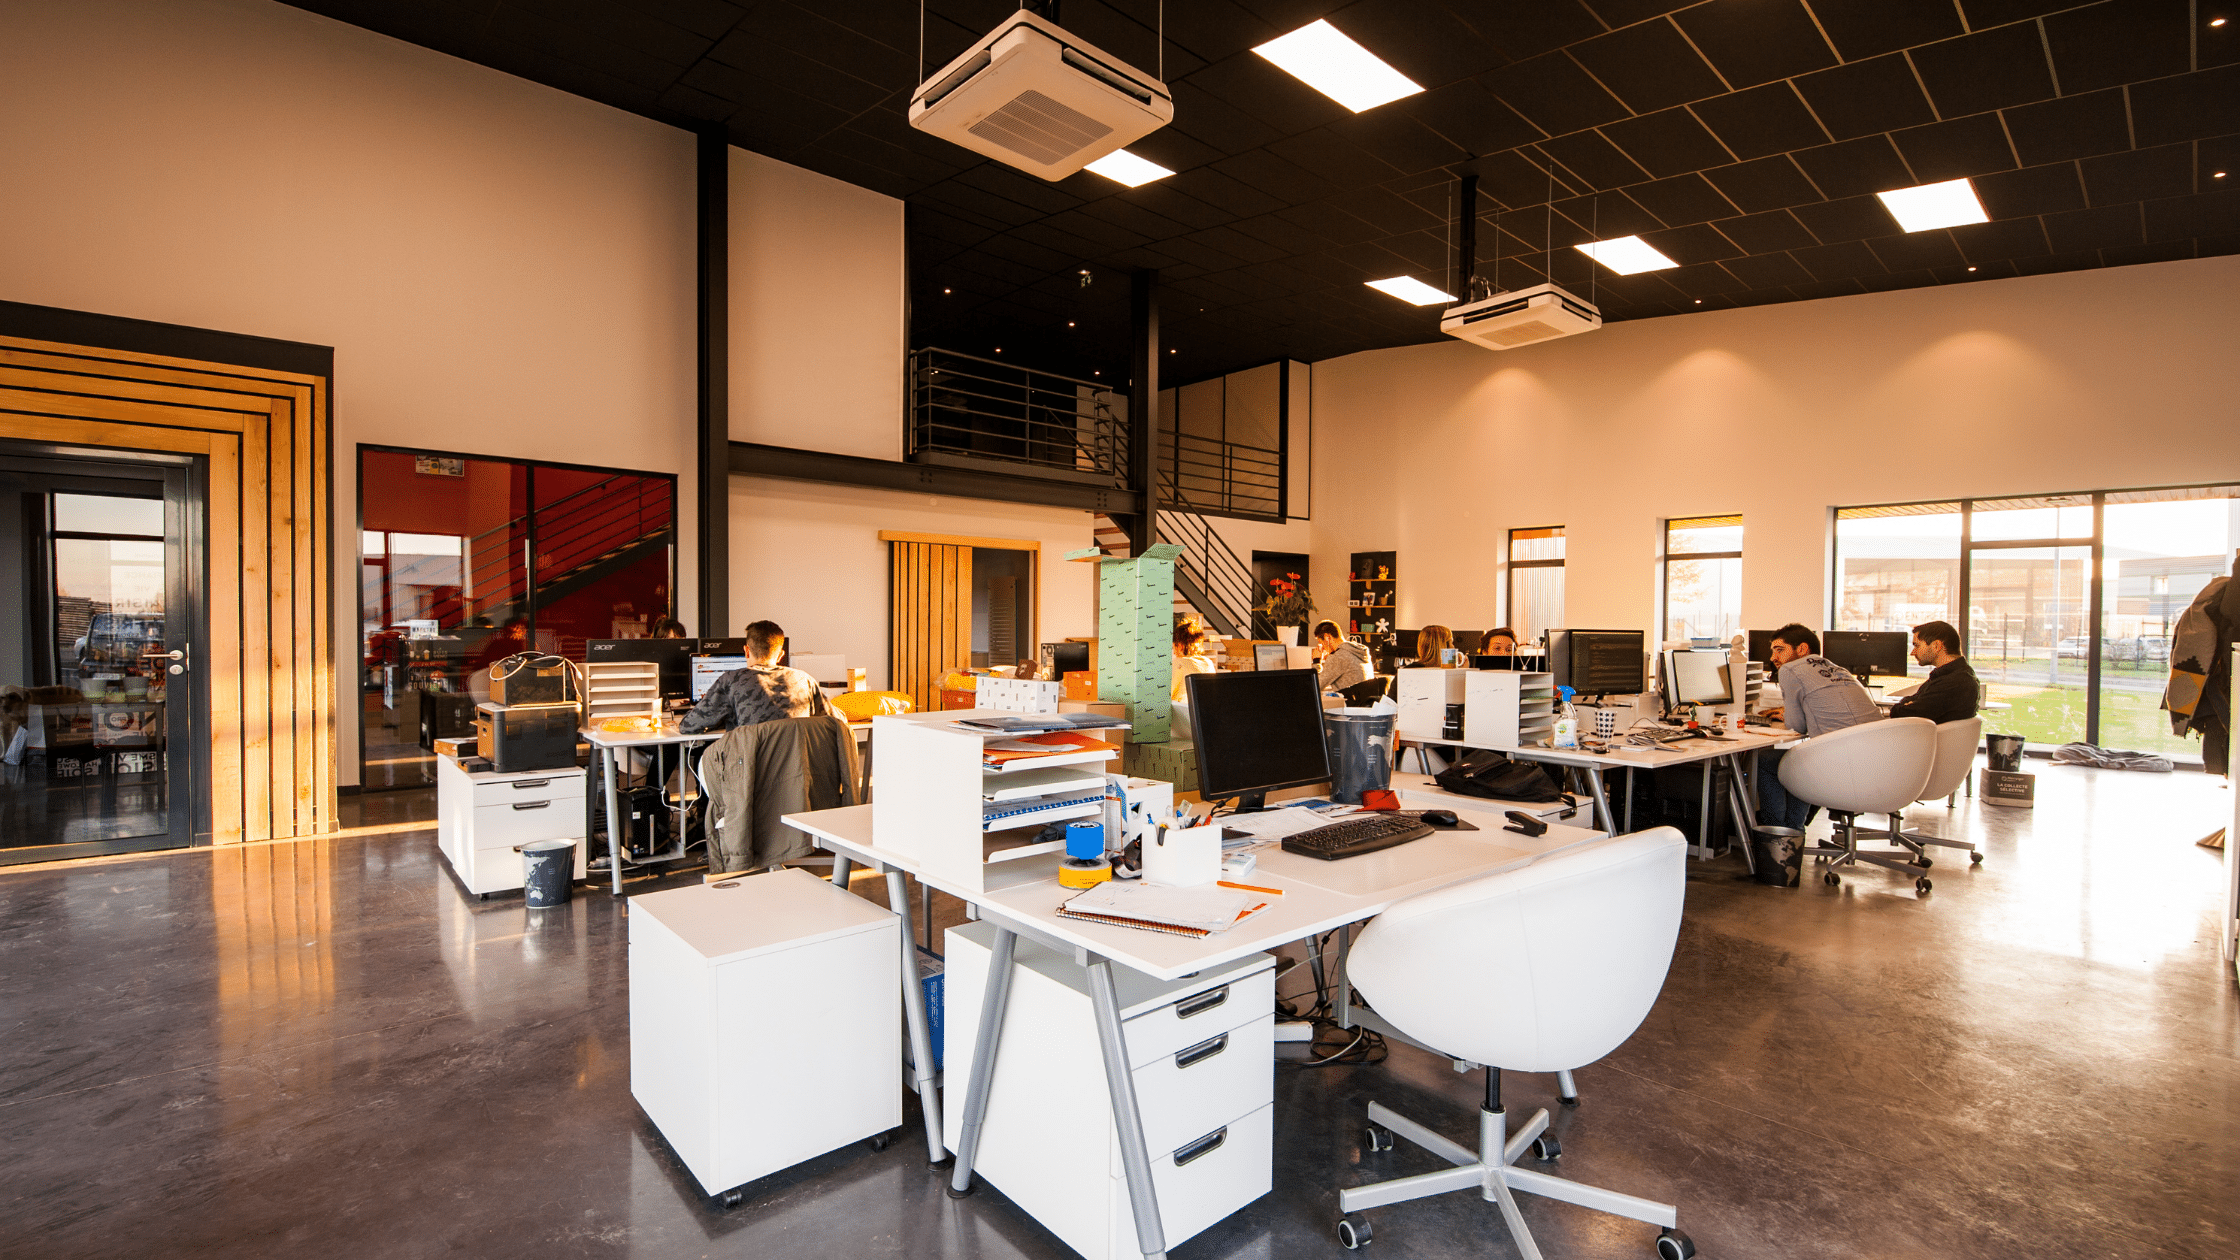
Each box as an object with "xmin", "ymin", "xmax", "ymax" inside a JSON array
[
  {"xmin": 887, "ymin": 541, "xmax": 972, "ymax": 712},
  {"xmin": 0, "ymin": 335, "xmax": 334, "ymax": 844}
]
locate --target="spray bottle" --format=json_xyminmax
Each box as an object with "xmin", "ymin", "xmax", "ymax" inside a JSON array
[{"xmin": 1552, "ymin": 684, "xmax": 1580, "ymax": 749}]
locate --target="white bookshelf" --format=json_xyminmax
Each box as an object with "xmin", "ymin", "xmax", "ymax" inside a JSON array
[
  {"xmin": 1394, "ymin": 667, "xmax": 1466, "ymax": 743},
  {"xmin": 1464, "ymin": 670, "xmax": 1557, "ymax": 747},
  {"xmin": 584, "ymin": 659, "xmax": 661, "ymax": 726}
]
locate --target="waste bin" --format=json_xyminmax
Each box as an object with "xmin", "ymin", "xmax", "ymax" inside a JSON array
[
  {"xmin": 1985, "ymin": 734, "xmax": 2025, "ymax": 772},
  {"xmin": 1323, "ymin": 710, "xmax": 1395, "ymax": 804},
  {"xmin": 1748, "ymin": 826, "xmax": 1805, "ymax": 888},
  {"xmin": 520, "ymin": 839, "xmax": 577, "ymax": 907}
]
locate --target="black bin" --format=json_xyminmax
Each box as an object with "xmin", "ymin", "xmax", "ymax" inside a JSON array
[
  {"xmin": 520, "ymin": 839, "xmax": 576, "ymax": 907},
  {"xmin": 1985, "ymin": 734, "xmax": 2024, "ymax": 772},
  {"xmin": 1748, "ymin": 826, "xmax": 1805, "ymax": 887}
]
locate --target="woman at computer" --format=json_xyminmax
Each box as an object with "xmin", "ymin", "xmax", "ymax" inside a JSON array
[
  {"xmin": 1413, "ymin": 624, "xmax": 1456, "ymax": 667},
  {"xmin": 1171, "ymin": 615, "xmax": 1216, "ymax": 700}
]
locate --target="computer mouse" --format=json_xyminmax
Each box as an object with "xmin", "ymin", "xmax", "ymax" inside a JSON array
[{"xmin": 1420, "ymin": 809, "xmax": 1458, "ymax": 827}]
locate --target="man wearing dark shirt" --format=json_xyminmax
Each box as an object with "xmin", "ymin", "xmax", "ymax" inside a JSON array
[
  {"xmin": 679, "ymin": 620, "xmax": 831, "ymax": 733},
  {"xmin": 1889, "ymin": 620, "xmax": 1979, "ymax": 725}
]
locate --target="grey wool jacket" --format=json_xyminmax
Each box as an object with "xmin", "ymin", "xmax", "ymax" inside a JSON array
[{"xmin": 699, "ymin": 714, "xmax": 861, "ymax": 876}]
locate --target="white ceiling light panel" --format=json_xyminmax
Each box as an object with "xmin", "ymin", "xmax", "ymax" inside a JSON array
[
  {"xmin": 1573, "ymin": 236, "xmax": 1679, "ymax": 275},
  {"xmin": 1365, "ymin": 276, "xmax": 1456, "ymax": 305},
  {"xmin": 1876, "ymin": 178, "xmax": 1989, "ymax": 232},
  {"xmin": 1252, "ymin": 20, "xmax": 1424, "ymax": 112},
  {"xmin": 1083, "ymin": 149, "xmax": 1174, "ymax": 187}
]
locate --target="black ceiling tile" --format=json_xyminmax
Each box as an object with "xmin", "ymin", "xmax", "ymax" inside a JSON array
[
  {"xmin": 2043, "ymin": 203, "xmax": 2144, "ymax": 252},
  {"xmin": 2143, "ymin": 187, "xmax": 2240, "ymax": 242},
  {"xmin": 1160, "ymin": 0, "xmax": 1285, "ymax": 67},
  {"xmin": 1892, "ymin": 113, "xmax": 2018, "ymax": 183},
  {"xmin": 2128, "ymin": 66, "xmax": 2240, "ymax": 147},
  {"xmin": 1788, "ymin": 277, "xmax": 1869, "ymax": 300},
  {"xmin": 1331, "ymin": 110, "xmax": 1473, "ymax": 177},
  {"xmin": 1208, "ymin": 149, "xmax": 1329, "ymax": 204},
  {"xmin": 2099, "ymin": 239, "xmax": 2198, "ymax": 266},
  {"xmin": 1602, "ymin": 107, "xmax": 1735, "ymax": 179},
  {"xmin": 1166, "ymin": 81, "xmax": 1287, "ymax": 153},
  {"xmin": 2044, "ymin": 0, "xmax": 2191, "ymax": 96},
  {"xmin": 1910, "ymin": 22, "xmax": 2059, "ymax": 117},
  {"xmin": 834, "ymin": 128, "xmax": 968, "ymax": 186},
  {"xmin": 1553, "ymin": 190, "xmax": 1666, "ymax": 238},
  {"xmin": 2198, "ymin": 233, "xmax": 2240, "ymax": 260},
  {"xmin": 2208, "ymin": 13, "xmax": 2240, "ymax": 68},
  {"xmin": 1722, "ymin": 251, "xmax": 1817, "ymax": 287},
  {"xmin": 2081, "ymin": 143, "xmax": 2195, "ymax": 204},
  {"xmin": 1956, "ymin": 2, "xmax": 2072, "ymax": 28},
  {"xmin": 1333, "ymin": 0, "xmax": 1506, "ymax": 88},
  {"xmin": 1726, "ymin": 286, "xmax": 1801, "ymax": 306},
  {"xmin": 1950, "ymin": 216, "xmax": 2052, "ymax": 261},
  {"xmin": 1040, "ymin": 209, "xmax": 1150, "ymax": 253},
  {"xmin": 1260, "ymin": 128, "xmax": 1395, "ymax": 192},
  {"xmin": 2202, "ymin": 136, "xmax": 2240, "ymax": 181},
  {"xmin": 2000, "ymin": 90, "xmax": 2133, "ymax": 166},
  {"xmin": 1569, "ymin": 19, "xmax": 1728, "ymax": 114},
  {"xmin": 1186, "ymin": 52, "xmax": 1351, "ymax": 133},
  {"xmin": 618, "ymin": 0, "xmax": 745, "ymax": 41},
  {"xmin": 1188, "ymin": 224, "xmax": 1293, "ymax": 267},
  {"xmin": 1930, "ymin": 258, "xmax": 2015, "ymax": 283},
  {"xmin": 1807, "ymin": 0, "xmax": 1964, "ymax": 62},
  {"xmin": 1673, "ymin": 0, "xmax": 1837, "ymax": 90},
  {"xmin": 1537, "ymin": 131, "xmax": 1654, "ymax": 191},
  {"xmin": 1165, "ymin": 166, "xmax": 1289, "ymax": 218},
  {"xmin": 1226, "ymin": 211, "xmax": 1335, "ymax": 257},
  {"xmin": 1126, "ymin": 128, "xmax": 1228, "ymax": 177},
  {"xmin": 1626, "ymin": 172, "xmax": 1744, "ymax": 226},
  {"xmin": 1854, "ymin": 268, "xmax": 1939, "ymax": 293},
  {"xmin": 1470, "ymin": 150, "xmax": 1586, "ymax": 207},
  {"xmin": 1483, "ymin": 52, "xmax": 1634, "ymax": 137},
  {"xmin": 1976, "ymin": 161, "xmax": 2087, "ymax": 215},
  {"xmin": 1865, "ymin": 230, "xmax": 1967, "ymax": 271},
  {"xmin": 1580, "ymin": 2, "xmax": 1691, "ymax": 28},
  {"xmin": 955, "ymin": 163, "xmax": 1084, "ymax": 216},
  {"xmin": 1702, "ymin": 155, "xmax": 1824, "ymax": 212},
  {"xmin": 1399, "ymin": 79, "xmax": 1547, "ymax": 157},
  {"xmin": 716, "ymin": 41, "xmax": 890, "ymax": 114},
  {"xmin": 1713, "ymin": 208, "xmax": 1817, "ymax": 253},
  {"xmin": 2004, "ymin": 248, "xmax": 2106, "ymax": 276},
  {"xmin": 1793, "ymin": 136, "xmax": 1917, "ymax": 199},
  {"xmin": 1007, "ymin": 220, "xmax": 1110, "ymax": 263},
  {"xmin": 915, "ymin": 179, "xmax": 1045, "ymax": 228},
  {"xmin": 657, "ymin": 82, "xmax": 738, "ymax": 123},
  {"xmin": 803, "ymin": 152, "xmax": 916, "ymax": 200},
  {"xmin": 1690, "ymin": 83, "xmax": 1827, "ymax": 162},
  {"xmin": 1640, "ymin": 222, "xmax": 1744, "ymax": 265},
  {"xmin": 1661, "ymin": 260, "xmax": 1754, "ymax": 296},
  {"xmin": 486, "ymin": 16, "xmax": 694, "ymax": 92},
  {"xmin": 1795, "ymin": 194, "xmax": 1904, "ymax": 243},
  {"xmin": 1793, "ymin": 55, "xmax": 1938, "ymax": 143},
  {"xmin": 1792, "ymin": 239, "xmax": 1888, "ymax": 281},
  {"xmin": 1459, "ymin": 1, "xmax": 1609, "ymax": 61},
  {"xmin": 1328, "ymin": 186, "xmax": 1444, "ymax": 236},
  {"xmin": 1283, "ymin": 201, "xmax": 1384, "ymax": 245}
]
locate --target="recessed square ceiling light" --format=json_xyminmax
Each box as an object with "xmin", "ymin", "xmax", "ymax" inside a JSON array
[
  {"xmin": 1365, "ymin": 276, "xmax": 1456, "ymax": 305},
  {"xmin": 1084, "ymin": 149, "xmax": 1174, "ymax": 188},
  {"xmin": 1876, "ymin": 178, "xmax": 1989, "ymax": 232},
  {"xmin": 1573, "ymin": 236, "xmax": 1679, "ymax": 275},
  {"xmin": 1253, "ymin": 19, "xmax": 1423, "ymax": 113}
]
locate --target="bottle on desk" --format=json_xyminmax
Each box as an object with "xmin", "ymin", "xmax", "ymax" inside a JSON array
[{"xmin": 1551, "ymin": 686, "xmax": 1579, "ymax": 750}]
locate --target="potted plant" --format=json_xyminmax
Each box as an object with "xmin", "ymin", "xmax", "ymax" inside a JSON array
[{"xmin": 1255, "ymin": 573, "xmax": 1317, "ymax": 646}]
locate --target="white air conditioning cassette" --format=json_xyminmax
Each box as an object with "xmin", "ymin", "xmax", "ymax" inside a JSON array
[
  {"xmin": 1439, "ymin": 283, "xmax": 1603, "ymax": 351},
  {"xmin": 909, "ymin": 11, "xmax": 1172, "ymax": 181}
]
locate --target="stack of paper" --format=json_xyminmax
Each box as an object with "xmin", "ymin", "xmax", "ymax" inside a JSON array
[{"xmin": 1057, "ymin": 881, "xmax": 1275, "ymax": 938}]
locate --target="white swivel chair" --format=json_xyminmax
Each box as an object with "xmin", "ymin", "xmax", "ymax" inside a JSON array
[
  {"xmin": 1888, "ymin": 717, "xmax": 1984, "ymax": 868},
  {"xmin": 1776, "ymin": 717, "xmax": 1937, "ymax": 894},
  {"xmin": 1336, "ymin": 828, "xmax": 1697, "ymax": 1259}
]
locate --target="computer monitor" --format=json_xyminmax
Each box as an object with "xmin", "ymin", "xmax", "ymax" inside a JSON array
[
  {"xmin": 1252, "ymin": 643, "xmax": 1289, "ymax": 671},
  {"xmin": 1548, "ymin": 629, "xmax": 1647, "ymax": 696},
  {"xmin": 586, "ymin": 638, "xmax": 697, "ymax": 701},
  {"xmin": 1665, "ymin": 649, "xmax": 1733, "ymax": 707},
  {"xmin": 1185, "ymin": 668, "xmax": 1332, "ymax": 812},
  {"xmin": 1746, "ymin": 629, "xmax": 1779, "ymax": 663},
  {"xmin": 1392, "ymin": 629, "xmax": 1420, "ymax": 660},
  {"xmin": 1822, "ymin": 630, "xmax": 1911, "ymax": 682},
  {"xmin": 690, "ymin": 655, "xmax": 749, "ymax": 700},
  {"xmin": 1040, "ymin": 640, "xmax": 1090, "ymax": 676}
]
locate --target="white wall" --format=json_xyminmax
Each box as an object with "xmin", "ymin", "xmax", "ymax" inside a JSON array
[
  {"xmin": 728, "ymin": 477, "xmax": 1099, "ymax": 689},
  {"xmin": 0, "ymin": 0, "xmax": 700, "ymax": 786},
  {"xmin": 1304, "ymin": 256, "xmax": 2240, "ymax": 640},
  {"xmin": 730, "ymin": 148, "xmax": 906, "ymax": 461}
]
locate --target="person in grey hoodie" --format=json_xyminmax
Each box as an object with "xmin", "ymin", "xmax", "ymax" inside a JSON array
[
  {"xmin": 1757, "ymin": 623, "xmax": 1884, "ymax": 828},
  {"xmin": 1312, "ymin": 620, "xmax": 1371, "ymax": 692}
]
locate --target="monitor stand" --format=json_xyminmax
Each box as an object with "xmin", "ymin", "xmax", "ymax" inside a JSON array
[{"xmin": 1229, "ymin": 790, "xmax": 1272, "ymax": 814}]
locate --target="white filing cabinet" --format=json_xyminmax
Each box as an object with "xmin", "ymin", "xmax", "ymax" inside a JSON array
[
  {"xmin": 434, "ymin": 754, "xmax": 588, "ymax": 896},
  {"xmin": 630, "ymin": 870, "xmax": 901, "ymax": 1199},
  {"xmin": 1395, "ymin": 666, "xmax": 1467, "ymax": 742},
  {"xmin": 944, "ymin": 921, "xmax": 1275, "ymax": 1260}
]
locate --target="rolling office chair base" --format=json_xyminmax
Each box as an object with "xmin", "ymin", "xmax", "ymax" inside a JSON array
[
  {"xmin": 1810, "ymin": 813, "xmax": 1933, "ymax": 894},
  {"xmin": 1338, "ymin": 1097, "xmax": 1682, "ymax": 1259}
]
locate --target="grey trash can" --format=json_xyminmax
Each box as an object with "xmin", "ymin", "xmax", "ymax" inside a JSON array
[
  {"xmin": 1748, "ymin": 826, "xmax": 1805, "ymax": 887},
  {"xmin": 521, "ymin": 839, "xmax": 577, "ymax": 907},
  {"xmin": 1323, "ymin": 711, "xmax": 1396, "ymax": 805},
  {"xmin": 1985, "ymin": 734, "xmax": 2025, "ymax": 772}
]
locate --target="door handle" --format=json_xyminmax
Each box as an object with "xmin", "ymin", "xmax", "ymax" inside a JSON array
[{"xmin": 144, "ymin": 644, "xmax": 190, "ymax": 675}]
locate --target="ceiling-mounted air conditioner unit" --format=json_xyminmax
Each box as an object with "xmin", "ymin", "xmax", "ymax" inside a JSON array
[
  {"xmin": 1439, "ymin": 283, "xmax": 1603, "ymax": 351},
  {"xmin": 908, "ymin": 11, "xmax": 1172, "ymax": 181}
]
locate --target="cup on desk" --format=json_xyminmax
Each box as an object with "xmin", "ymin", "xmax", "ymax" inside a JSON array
[{"xmin": 1142, "ymin": 823, "xmax": 1223, "ymax": 888}]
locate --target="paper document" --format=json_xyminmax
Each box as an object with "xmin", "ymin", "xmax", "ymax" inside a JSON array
[
  {"xmin": 1216, "ymin": 806, "xmax": 1337, "ymax": 841},
  {"xmin": 1058, "ymin": 881, "xmax": 1273, "ymax": 937}
]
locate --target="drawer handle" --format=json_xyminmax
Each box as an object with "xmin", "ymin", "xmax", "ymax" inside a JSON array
[
  {"xmin": 1175, "ymin": 985, "xmax": 1229, "ymax": 1019},
  {"xmin": 511, "ymin": 800, "xmax": 551, "ymax": 811},
  {"xmin": 1173, "ymin": 1127, "xmax": 1226, "ymax": 1167},
  {"xmin": 1175, "ymin": 1033, "xmax": 1228, "ymax": 1070},
  {"xmin": 512, "ymin": 779, "xmax": 551, "ymax": 790}
]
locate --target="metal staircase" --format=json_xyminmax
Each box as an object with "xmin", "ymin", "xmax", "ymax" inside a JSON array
[
  {"xmin": 1092, "ymin": 470, "xmax": 1260, "ymax": 640},
  {"xmin": 423, "ymin": 474, "xmax": 673, "ymax": 635}
]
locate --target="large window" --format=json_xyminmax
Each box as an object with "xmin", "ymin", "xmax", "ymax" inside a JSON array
[
  {"xmin": 1663, "ymin": 515, "xmax": 1742, "ymax": 643},
  {"xmin": 1834, "ymin": 485, "xmax": 2239, "ymax": 759},
  {"xmin": 1506, "ymin": 526, "xmax": 1563, "ymax": 645}
]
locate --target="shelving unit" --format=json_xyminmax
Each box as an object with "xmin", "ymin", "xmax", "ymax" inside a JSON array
[
  {"xmin": 1464, "ymin": 670, "xmax": 1558, "ymax": 747},
  {"xmin": 1348, "ymin": 550, "xmax": 1397, "ymax": 649},
  {"xmin": 872, "ymin": 711, "xmax": 1125, "ymax": 892},
  {"xmin": 583, "ymin": 659, "xmax": 660, "ymax": 727}
]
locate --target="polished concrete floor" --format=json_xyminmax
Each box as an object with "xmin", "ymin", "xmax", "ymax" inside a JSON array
[{"xmin": 2, "ymin": 765, "xmax": 2234, "ymax": 1259}]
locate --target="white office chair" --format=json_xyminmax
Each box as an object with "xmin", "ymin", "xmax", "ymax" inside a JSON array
[
  {"xmin": 1776, "ymin": 718, "xmax": 1937, "ymax": 894},
  {"xmin": 1888, "ymin": 717, "xmax": 1984, "ymax": 867},
  {"xmin": 1335, "ymin": 828, "xmax": 1696, "ymax": 1259}
]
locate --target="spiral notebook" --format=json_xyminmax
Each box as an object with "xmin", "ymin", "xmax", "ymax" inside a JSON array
[{"xmin": 1057, "ymin": 881, "xmax": 1275, "ymax": 938}]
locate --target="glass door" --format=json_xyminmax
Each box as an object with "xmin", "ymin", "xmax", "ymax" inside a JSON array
[
  {"xmin": 1964, "ymin": 494, "xmax": 2095, "ymax": 750},
  {"xmin": 2096, "ymin": 490, "xmax": 2240, "ymax": 758},
  {"xmin": 2, "ymin": 449, "xmax": 201, "ymax": 862}
]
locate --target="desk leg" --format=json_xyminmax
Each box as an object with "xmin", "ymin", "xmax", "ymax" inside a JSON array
[
  {"xmin": 831, "ymin": 855, "xmax": 854, "ymax": 887},
  {"xmin": 1695, "ymin": 763, "xmax": 1714, "ymax": 858},
  {"xmin": 603, "ymin": 747, "xmax": 624, "ymax": 896},
  {"xmin": 1582, "ymin": 767, "xmax": 1615, "ymax": 835},
  {"xmin": 1722, "ymin": 753, "xmax": 1759, "ymax": 876},
  {"xmin": 948, "ymin": 926, "xmax": 1017, "ymax": 1197},
  {"xmin": 1624, "ymin": 766, "xmax": 1635, "ymax": 834},
  {"xmin": 1088, "ymin": 957, "xmax": 1168, "ymax": 1260},
  {"xmin": 885, "ymin": 869, "xmax": 946, "ymax": 1167}
]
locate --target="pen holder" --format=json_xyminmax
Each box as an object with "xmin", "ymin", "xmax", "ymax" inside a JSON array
[
  {"xmin": 1142, "ymin": 823, "xmax": 1223, "ymax": 888},
  {"xmin": 1116, "ymin": 777, "xmax": 1173, "ymax": 855}
]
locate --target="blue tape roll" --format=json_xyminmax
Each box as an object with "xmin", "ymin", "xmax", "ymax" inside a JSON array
[{"xmin": 1065, "ymin": 820, "xmax": 1105, "ymax": 860}]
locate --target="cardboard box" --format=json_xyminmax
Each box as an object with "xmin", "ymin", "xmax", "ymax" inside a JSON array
[
  {"xmin": 1062, "ymin": 670, "xmax": 1097, "ymax": 700},
  {"xmin": 1124, "ymin": 740, "xmax": 1199, "ymax": 795},
  {"xmin": 1981, "ymin": 768, "xmax": 2035, "ymax": 808}
]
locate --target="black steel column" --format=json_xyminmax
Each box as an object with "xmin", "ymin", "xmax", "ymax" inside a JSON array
[
  {"xmin": 1455, "ymin": 173, "xmax": 1478, "ymax": 298},
  {"xmin": 697, "ymin": 126, "xmax": 731, "ymax": 637},
  {"xmin": 1124, "ymin": 270, "xmax": 1159, "ymax": 556}
]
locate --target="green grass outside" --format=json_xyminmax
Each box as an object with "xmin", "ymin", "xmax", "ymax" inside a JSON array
[{"xmin": 1987, "ymin": 683, "xmax": 2202, "ymax": 758}]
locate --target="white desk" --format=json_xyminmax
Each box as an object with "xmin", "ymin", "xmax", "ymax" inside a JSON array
[
  {"xmin": 583, "ymin": 723, "xmax": 721, "ymax": 895},
  {"xmin": 783, "ymin": 802, "xmax": 1604, "ymax": 1260}
]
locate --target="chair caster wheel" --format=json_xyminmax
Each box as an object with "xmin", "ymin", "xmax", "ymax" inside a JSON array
[
  {"xmin": 1912, "ymin": 856, "xmax": 1932, "ymax": 868},
  {"xmin": 1969, "ymin": 852, "xmax": 1983, "ymax": 865},
  {"xmin": 1531, "ymin": 1135, "xmax": 1561, "ymax": 1161},
  {"xmin": 1655, "ymin": 1227, "xmax": 1696, "ymax": 1259},
  {"xmin": 1338, "ymin": 1216, "xmax": 1372, "ymax": 1249},
  {"xmin": 1916, "ymin": 877, "xmax": 1933, "ymax": 894},
  {"xmin": 720, "ymin": 1189, "xmax": 744, "ymax": 1209},
  {"xmin": 1363, "ymin": 1123, "xmax": 1394, "ymax": 1152},
  {"xmin": 1823, "ymin": 871, "xmax": 1840, "ymax": 886},
  {"xmin": 869, "ymin": 1132, "xmax": 893, "ymax": 1152}
]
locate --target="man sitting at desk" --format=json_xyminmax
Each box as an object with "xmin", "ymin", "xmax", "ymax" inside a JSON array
[
  {"xmin": 1757, "ymin": 623, "xmax": 1884, "ymax": 829},
  {"xmin": 1889, "ymin": 620, "xmax": 1980, "ymax": 724},
  {"xmin": 679, "ymin": 620, "xmax": 832, "ymax": 733},
  {"xmin": 1312, "ymin": 620, "xmax": 1371, "ymax": 692}
]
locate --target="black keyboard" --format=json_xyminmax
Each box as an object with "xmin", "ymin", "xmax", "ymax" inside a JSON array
[{"xmin": 1281, "ymin": 814, "xmax": 1435, "ymax": 861}]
